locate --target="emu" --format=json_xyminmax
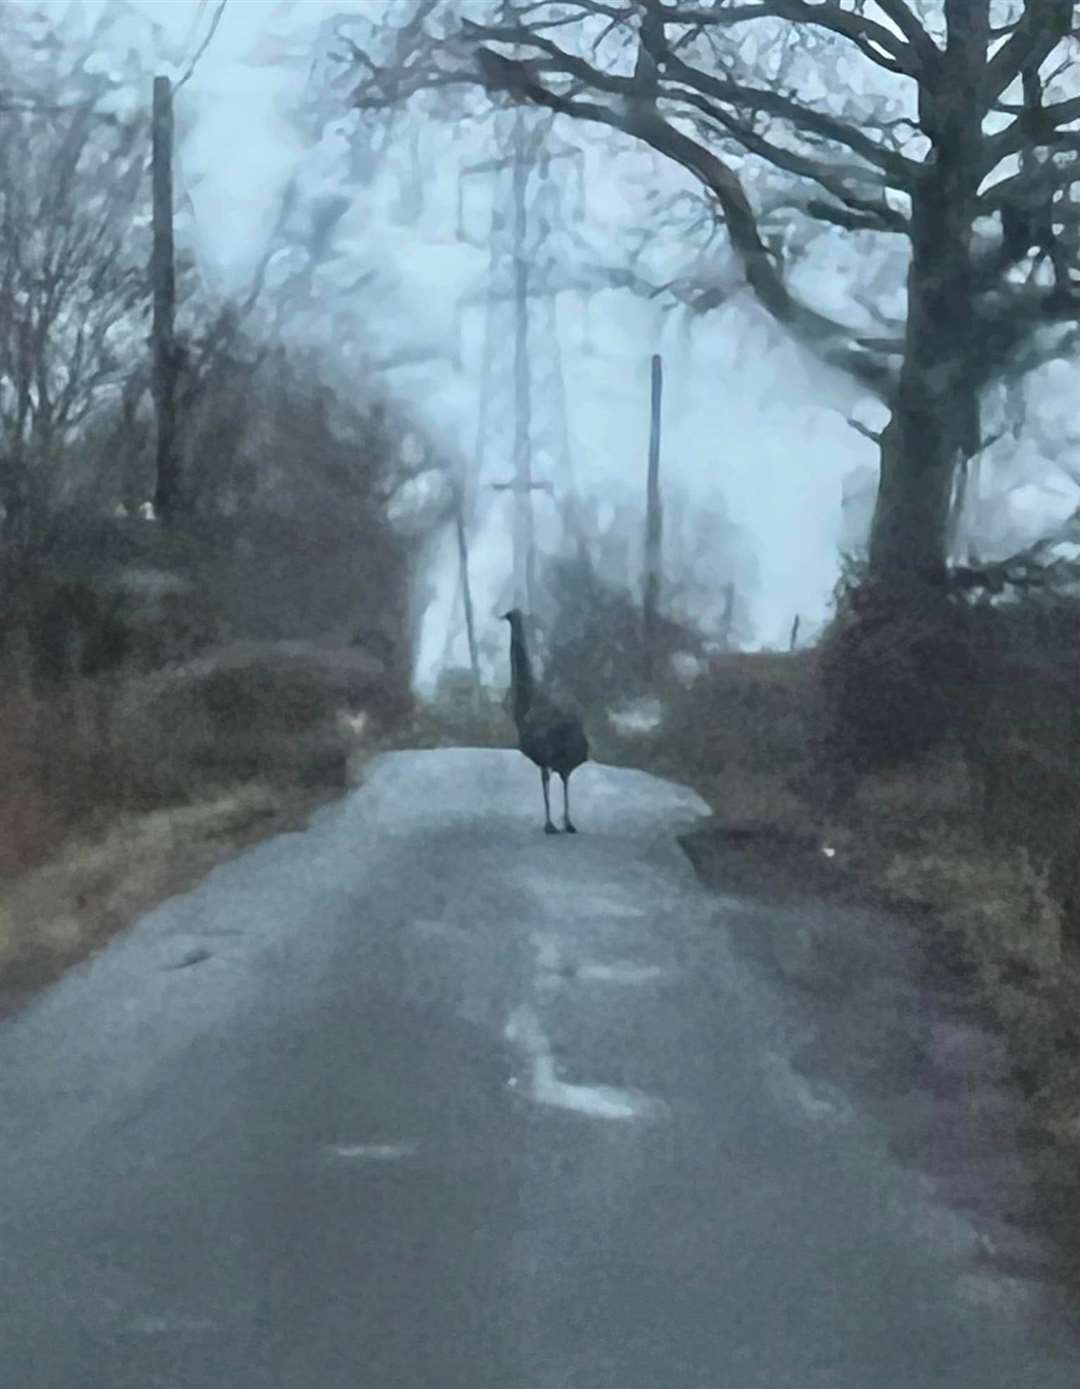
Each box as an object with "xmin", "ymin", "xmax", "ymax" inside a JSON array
[{"xmin": 502, "ymin": 608, "xmax": 589, "ymax": 834}]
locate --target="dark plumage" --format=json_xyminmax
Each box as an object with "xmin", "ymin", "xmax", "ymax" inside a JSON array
[{"xmin": 502, "ymin": 608, "xmax": 589, "ymax": 834}]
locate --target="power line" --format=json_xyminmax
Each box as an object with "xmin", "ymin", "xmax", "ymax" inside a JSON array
[
  {"xmin": 174, "ymin": 0, "xmax": 228, "ymax": 93},
  {"xmin": 181, "ymin": 0, "xmax": 211, "ymax": 60}
]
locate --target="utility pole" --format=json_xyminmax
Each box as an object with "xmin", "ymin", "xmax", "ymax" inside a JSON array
[
  {"xmin": 151, "ymin": 75, "xmax": 178, "ymax": 524},
  {"xmin": 510, "ymin": 107, "xmax": 536, "ymax": 614},
  {"xmin": 643, "ymin": 353, "xmax": 663, "ymax": 684}
]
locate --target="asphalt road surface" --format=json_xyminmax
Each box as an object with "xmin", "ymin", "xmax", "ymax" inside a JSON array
[{"xmin": 2, "ymin": 749, "xmax": 1078, "ymax": 1387}]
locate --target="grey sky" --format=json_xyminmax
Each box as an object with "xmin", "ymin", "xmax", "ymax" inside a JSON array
[{"xmin": 72, "ymin": 1, "xmax": 1080, "ymax": 684}]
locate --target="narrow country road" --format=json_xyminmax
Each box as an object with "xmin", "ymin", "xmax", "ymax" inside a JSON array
[{"xmin": 1, "ymin": 749, "xmax": 1077, "ymax": 1387}]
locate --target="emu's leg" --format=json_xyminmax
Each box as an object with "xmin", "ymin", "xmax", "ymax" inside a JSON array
[
  {"xmin": 561, "ymin": 772, "xmax": 577, "ymax": 834},
  {"xmin": 541, "ymin": 767, "xmax": 559, "ymax": 834}
]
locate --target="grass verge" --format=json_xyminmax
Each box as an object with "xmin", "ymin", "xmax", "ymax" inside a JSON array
[
  {"xmin": 657, "ymin": 651, "xmax": 1080, "ymax": 1300},
  {"xmin": 0, "ymin": 642, "xmax": 399, "ymax": 1012}
]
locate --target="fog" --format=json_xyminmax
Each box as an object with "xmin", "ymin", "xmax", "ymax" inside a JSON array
[
  {"xmin": 10, "ymin": 9, "xmax": 1080, "ymax": 1383},
  {"xmin": 76, "ymin": 0, "xmax": 1080, "ymax": 688}
]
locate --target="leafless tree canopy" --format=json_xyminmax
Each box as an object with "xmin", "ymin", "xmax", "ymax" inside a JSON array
[
  {"xmin": 340, "ymin": 1, "xmax": 1080, "ymax": 582},
  {"xmin": 344, "ymin": 2, "xmax": 1078, "ymax": 389},
  {"xmin": 0, "ymin": 97, "xmax": 149, "ymax": 536}
]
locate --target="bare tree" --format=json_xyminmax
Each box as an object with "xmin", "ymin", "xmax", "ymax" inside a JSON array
[
  {"xmin": 0, "ymin": 79, "xmax": 149, "ymax": 546},
  {"xmin": 338, "ymin": 0, "xmax": 1080, "ymax": 590}
]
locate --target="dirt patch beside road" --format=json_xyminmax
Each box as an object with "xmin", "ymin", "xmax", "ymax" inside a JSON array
[{"xmin": 682, "ymin": 820, "xmax": 1080, "ymax": 1326}]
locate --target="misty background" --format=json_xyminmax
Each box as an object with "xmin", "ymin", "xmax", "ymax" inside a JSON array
[
  {"xmin": 12, "ymin": 9, "xmax": 1080, "ymax": 1375},
  {"xmin": 60, "ymin": 0, "xmax": 1072, "ymax": 690}
]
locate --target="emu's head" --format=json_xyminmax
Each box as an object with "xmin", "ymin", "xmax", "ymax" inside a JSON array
[{"xmin": 501, "ymin": 608, "xmax": 524, "ymax": 628}]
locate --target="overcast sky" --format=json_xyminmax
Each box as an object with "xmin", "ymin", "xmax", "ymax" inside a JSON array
[{"xmin": 66, "ymin": 0, "xmax": 1080, "ymax": 687}]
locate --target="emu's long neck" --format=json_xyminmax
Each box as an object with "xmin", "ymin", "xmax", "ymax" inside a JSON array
[{"xmin": 508, "ymin": 621, "xmax": 535, "ymax": 722}]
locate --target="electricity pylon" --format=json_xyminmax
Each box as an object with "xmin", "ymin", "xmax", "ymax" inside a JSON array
[{"xmin": 454, "ymin": 107, "xmax": 587, "ymax": 625}]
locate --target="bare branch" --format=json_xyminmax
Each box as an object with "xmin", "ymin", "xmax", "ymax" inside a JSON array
[
  {"xmin": 978, "ymin": 156, "xmax": 1080, "ymax": 214},
  {"xmin": 338, "ymin": 0, "xmax": 1080, "ymax": 420},
  {"xmin": 970, "ymin": 279, "xmax": 1080, "ymax": 392},
  {"xmin": 651, "ymin": 49, "xmax": 916, "ymax": 186},
  {"xmin": 984, "ymin": 88, "xmax": 1080, "ymax": 176},
  {"xmin": 980, "ymin": 0, "xmax": 1072, "ymax": 113},
  {"xmin": 659, "ymin": 2, "xmax": 921, "ymax": 78},
  {"xmin": 846, "ymin": 418, "xmax": 883, "ymax": 444},
  {"xmin": 457, "ymin": 15, "xmax": 915, "ymax": 183},
  {"xmin": 871, "ymin": 0, "xmax": 941, "ymax": 70},
  {"xmin": 804, "ymin": 198, "xmax": 906, "ymax": 233},
  {"xmin": 0, "ymin": 94, "xmax": 149, "ymax": 515},
  {"xmin": 669, "ymin": 84, "xmax": 908, "ymax": 232},
  {"xmin": 473, "ymin": 45, "xmax": 894, "ymax": 396}
]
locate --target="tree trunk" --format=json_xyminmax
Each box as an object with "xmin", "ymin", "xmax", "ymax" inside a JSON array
[
  {"xmin": 868, "ymin": 6, "xmax": 985, "ymax": 586},
  {"xmin": 868, "ymin": 203, "xmax": 979, "ymax": 583},
  {"xmin": 868, "ymin": 405, "xmax": 959, "ymax": 585}
]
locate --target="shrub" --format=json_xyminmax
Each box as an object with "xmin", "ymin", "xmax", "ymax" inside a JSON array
[
  {"xmin": 539, "ymin": 553, "xmax": 702, "ymax": 714},
  {"xmin": 817, "ymin": 571, "xmax": 976, "ymax": 776},
  {"xmin": 656, "ymin": 651, "xmax": 820, "ymax": 781}
]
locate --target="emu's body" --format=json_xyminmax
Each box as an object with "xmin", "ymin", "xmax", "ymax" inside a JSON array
[{"xmin": 503, "ymin": 608, "xmax": 589, "ymax": 833}]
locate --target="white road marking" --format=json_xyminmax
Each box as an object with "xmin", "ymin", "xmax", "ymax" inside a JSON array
[
  {"xmin": 323, "ymin": 1141, "xmax": 419, "ymax": 1161},
  {"xmin": 126, "ymin": 1313, "xmax": 221, "ymax": 1335},
  {"xmin": 761, "ymin": 1050, "xmax": 854, "ymax": 1126},
  {"xmin": 532, "ymin": 935, "xmax": 665, "ymax": 988},
  {"xmin": 504, "ymin": 1005, "xmax": 664, "ymax": 1122},
  {"xmin": 411, "ymin": 918, "xmax": 469, "ymax": 941},
  {"xmin": 575, "ymin": 962, "xmax": 666, "ymax": 985}
]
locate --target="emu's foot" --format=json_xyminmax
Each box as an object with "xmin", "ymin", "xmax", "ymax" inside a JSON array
[
  {"xmin": 544, "ymin": 822, "xmax": 560, "ymax": 835},
  {"xmin": 563, "ymin": 821, "xmax": 578, "ymax": 834}
]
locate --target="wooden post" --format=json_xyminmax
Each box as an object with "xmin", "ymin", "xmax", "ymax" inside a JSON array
[
  {"xmin": 789, "ymin": 614, "xmax": 800, "ymax": 651},
  {"xmin": 720, "ymin": 581, "xmax": 736, "ymax": 650},
  {"xmin": 643, "ymin": 352, "xmax": 663, "ymax": 683},
  {"xmin": 453, "ymin": 483, "xmax": 482, "ymax": 710},
  {"xmin": 460, "ymin": 285, "xmax": 498, "ymax": 711},
  {"xmin": 151, "ymin": 75, "xmax": 178, "ymax": 523}
]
